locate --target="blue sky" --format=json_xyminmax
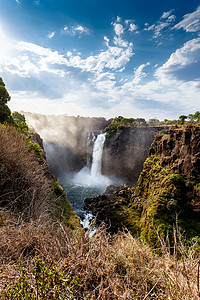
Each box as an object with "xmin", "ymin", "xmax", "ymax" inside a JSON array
[{"xmin": 0, "ymin": 0, "xmax": 200, "ymax": 120}]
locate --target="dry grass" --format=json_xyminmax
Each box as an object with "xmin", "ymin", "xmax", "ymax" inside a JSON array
[
  {"xmin": 0, "ymin": 211, "xmax": 200, "ymax": 299},
  {"xmin": 0, "ymin": 124, "xmax": 54, "ymax": 219}
]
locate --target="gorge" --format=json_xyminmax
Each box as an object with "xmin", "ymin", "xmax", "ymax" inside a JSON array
[
  {"xmin": 24, "ymin": 112, "xmax": 200, "ymax": 246},
  {"xmin": 24, "ymin": 113, "xmax": 165, "ymax": 215}
]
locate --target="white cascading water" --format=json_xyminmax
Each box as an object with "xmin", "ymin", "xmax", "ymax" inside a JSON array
[
  {"xmin": 90, "ymin": 133, "xmax": 106, "ymax": 177},
  {"xmin": 73, "ymin": 132, "xmax": 111, "ymax": 187},
  {"xmin": 86, "ymin": 132, "xmax": 96, "ymax": 168}
]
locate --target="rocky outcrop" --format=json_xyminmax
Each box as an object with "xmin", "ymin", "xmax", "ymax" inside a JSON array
[
  {"xmin": 154, "ymin": 124, "xmax": 200, "ymax": 182},
  {"xmin": 84, "ymin": 185, "xmax": 141, "ymax": 234},
  {"xmin": 102, "ymin": 126, "xmax": 168, "ymax": 183}
]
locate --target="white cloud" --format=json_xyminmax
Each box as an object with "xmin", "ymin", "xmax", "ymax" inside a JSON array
[
  {"xmin": 113, "ymin": 37, "xmax": 128, "ymax": 47},
  {"xmin": 48, "ymin": 31, "xmax": 55, "ymax": 39},
  {"xmin": 161, "ymin": 10, "xmax": 174, "ymax": 19},
  {"xmin": 155, "ymin": 38, "xmax": 200, "ymax": 81},
  {"xmin": 129, "ymin": 23, "xmax": 138, "ymax": 32},
  {"xmin": 67, "ymin": 51, "xmax": 72, "ymax": 57},
  {"xmin": 104, "ymin": 36, "xmax": 109, "ymax": 46},
  {"xmin": 15, "ymin": 0, "xmax": 21, "ymax": 4},
  {"xmin": 174, "ymin": 6, "xmax": 200, "ymax": 32},
  {"xmin": 113, "ymin": 23, "xmax": 124, "ymax": 36},
  {"xmin": 132, "ymin": 62, "xmax": 150, "ymax": 84},
  {"xmin": 66, "ymin": 43, "xmax": 133, "ymax": 73},
  {"xmin": 0, "ymin": 33, "xmax": 134, "ymax": 99},
  {"xmin": 144, "ymin": 10, "xmax": 176, "ymax": 38},
  {"xmin": 73, "ymin": 25, "xmax": 89, "ymax": 34},
  {"xmin": 0, "ymin": 41, "xmax": 69, "ymax": 78},
  {"xmin": 153, "ymin": 22, "xmax": 170, "ymax": 38},
  {"xmin": 92, "ymin": 72, "xmax": 116, "ymax": 91},
  {"xmin": 63, "ymin": 25, "xmax": 89, "ymax": 35},
  {"xmin": 3, "ymin": 55, "xmax": 40, "ymax": 77},
  {"xmin": 144, "ymin": 24, "xmax": 155, "ymax": 31}
]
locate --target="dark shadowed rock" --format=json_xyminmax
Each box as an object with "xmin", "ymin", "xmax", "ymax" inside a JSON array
[{"xmin": 102, "ymin": 126, "xmax": 168, "ymax": 183}]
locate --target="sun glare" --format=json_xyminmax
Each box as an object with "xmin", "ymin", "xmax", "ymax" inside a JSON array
[{"xmin": 0, "ymin": 22, "xmax": 12, "ymax": 60}]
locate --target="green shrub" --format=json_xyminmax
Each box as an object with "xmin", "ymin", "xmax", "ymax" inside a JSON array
[
  {"xmin": 194, "ymin": 183, "xmax": 200, "ymax": 192},
  {"xmin": 28, "ymin": 140, "xmax": 43, "ymax": 158},
  {"xmin": 2, "ymin": 257, "xmax": 79, "ymax": 299}
]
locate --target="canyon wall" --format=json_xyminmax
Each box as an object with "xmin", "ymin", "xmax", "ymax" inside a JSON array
[{"xmin": 102, "ymin": 126, "xmax": 168, "ymax": 184}]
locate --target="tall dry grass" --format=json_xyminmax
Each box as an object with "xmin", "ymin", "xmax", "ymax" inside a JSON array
[
  {"xmin": 0, "ymin": 211, "xmax": 200, "ymax": 299},
  {"xmin": 0, "ymin": 124, "xmax": 54, "ymax": 219}
]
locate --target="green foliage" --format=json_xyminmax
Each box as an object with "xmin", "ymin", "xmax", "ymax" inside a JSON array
[
  {"xmin": 0, "ymin": 78, "xmax": 12, "ymax": 124},
  {"xmin": 28, "ymin": 140, "xmax": 43, "ymax": 158},
  {"xmin": 194, "ymin": 183, "xmax": 200, "ymax": 192},
  {"xmin": 187, "ymin": 113, "xmax": 194, "ymax": 121},
  {"xmin": 178, "ymin": 115, "xmax": 187, "ymax": 125},
  {"xmin": 0, "ymin": 102, "xmax": 12, "ymax": 123},
  {"xmin": 147, "ymin": 118, "xmax": 160, "ymax": 126},
  {"xmin": 168, "ymin": 174, "xmax": 185, "ymax": 188},
  {"xmin": 105, "ymin": 116, "xmax": 147, "ymax": 137},
  {"xmin": 134, "ymin": 132, "xmax": 200, "ymax": 247},
  {"xmin": 2, "ymin": 268, "xmax": 33, "ymax": 300},
  {"xmin": 193, "ymin": 111, "xmax": 200, "ymax": 121},
  {"xmin": 0, "ymin": 77, "xmax": 11, "ymax": 104},
  {"xmin": 2, "ymin": 257, "xmax": 80, "ymax": 299},
  {"xmin": 12, "ymin": 111, "xmax": 26, "ymax": 123},
  {"xmin": 50, "ymin": 181, "xmax": 80, "ymax": 229},
  {"xmin": 14, "ymin": 121, "xmax": 29, "ymax": 133}
]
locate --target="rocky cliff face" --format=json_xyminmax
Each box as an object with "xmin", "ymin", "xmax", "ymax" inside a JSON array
[
  {"xmin": 102, "ymin": 126, "xmax": 168, "ymax": 183},
  {"xmin": 154, "ymin": 124, "xmax": 200, "ymax": 182},
  {"xmin": 85, "ymin": 124, "xmax": 200, "ymax": 246}
]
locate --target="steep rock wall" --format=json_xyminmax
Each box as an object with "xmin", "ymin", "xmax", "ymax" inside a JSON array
[
  {"xmin": 102, "ymin": 126, "xmax": 168, "ymax": 183},
  {"xmin": 155, "ymin": 124, "xmax": 200, "ymax": 182}
]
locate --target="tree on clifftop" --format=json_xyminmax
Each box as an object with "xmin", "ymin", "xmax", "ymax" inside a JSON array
[
  {"xmin": 0, "ymin": 77, "xmax": 12, "ymax": 123},
  {"xmin": 178, "ymin": 115, "xmax": 187, "ymax": 125}
]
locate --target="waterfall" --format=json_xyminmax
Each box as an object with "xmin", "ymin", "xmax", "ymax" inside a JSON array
[
  {"xmin": 86, "ymin": 132, "xmax": 96, "ymax": 168},
  {"xmin": 91, "ymin": 133, "xmax": 105, "ymax": 177},
  {"xmin": 72, "ymin": 132, "xmax": 111, "ymax": 187}
]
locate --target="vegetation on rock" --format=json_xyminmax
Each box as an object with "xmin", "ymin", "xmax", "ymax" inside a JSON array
[
  {"xmin": 104, "ymin": 116, "xmax": 147, "ymax": 137},
  {"xmin": 0, "ymin": 77, "xmax": 12, "ymax": 124},
  {"xmin": 104, "ymin": 112, "xmax": 200, "ymax": 138}
]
